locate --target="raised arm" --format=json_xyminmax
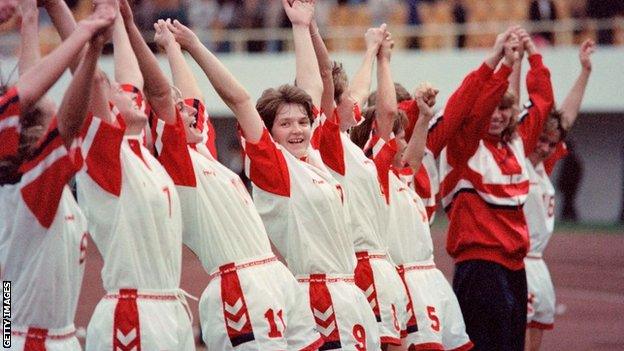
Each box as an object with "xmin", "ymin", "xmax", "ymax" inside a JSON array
[
  {"xmin": 168, "ymin": 20, "xmax": 264, "ymax": 142},
  {"xmin": 508, "ymin": 27, "xmax": 526, "ymax": 105},
  {"xmin": 57, "ymin": 33, "xmax": 107, "ymax": 147},
  {"xmin": 119, "ymin": 0, "xmax": 175, "ymax": 124},
  {"xmin": 517, "ymin": 34, "xmax": 554, "ymax": 152},
  {"xmin": 18, "ymin": 0, "xmax": 41, "ymax": 75},
  {"xmin": 283, "ymin": 0, "xmax": 323, "ymax": 107},
  {"xmin": 424, "ymin": 28, "xmax": 511, "ymax": 157},
  {"xmin": 465, "ymin": 35, "xmax": 518, "ymax": 137},
  {"xmin": 351, "ymin": 24, "xmax": 386, "ymax": 108},
  {"xmin": 113, "ymin": 6, "xmax": 143, "ymax": 90},
  {"xmin": 156, "ymin": 19, "xmax": 202, "ymax": 101},
  {"xmin": 559, "ymin": 39, "xmax": 594, "ymax": 131},
  {"xmin": 41, "ymin": 0, "xmax": 86, "ymax": 73},
  {"xmin": 402, "ymin": 86, "xmax": 437, "ymax": 171},
  {"xmin": 309, "ymin": 20, "xmax": 335, "ymax": 119},
  {"xmin": 15, "ymin": 7, "xmax": 114, "ymax": 110},
  {"xmin": 375, "ymin": 34, "xmax": 397, "ymax": 141}
]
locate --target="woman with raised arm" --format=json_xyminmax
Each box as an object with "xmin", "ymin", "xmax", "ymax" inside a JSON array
[
  {"xmin": 438, "ymin": 29, "xmax": 554, "ymax": 350},
  {"xmin": 350, "ymin": 36, "xmax": 472, "ymax": 351},
  {"xmin": 156, "ymin": 19, "xmax": 323, "ymax": 350},
  {"xmin": 523, "ymin": 39, "xmax": 595, "ymax": 351},
  {"xmin": 309, "ymin": 20, "xmax": 412, "ymax": 349},
  {"xmin": 75, "ymin": 2, "xmax": 194, "ymax": 350},
  {"xmin": 0, "ymin": 2, "xmax": 113, "ymax": 350},
  {"xmin": 169, "ymin": 0, "xmax": 380, "ymax": 348}
]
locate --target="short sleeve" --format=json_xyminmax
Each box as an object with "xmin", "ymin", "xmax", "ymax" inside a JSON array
[
  {"xmin": 154, "ymin": 112, "xmax": 197, "ymax": 187},
  {"xmin": 242, "ymin": 128, "xmax": 290, "ymax": 197},
  {"xmin": 80, "ymin": 108, "xmax": 126, "ymax": 196},
  {"xmin": 0, "ymin": 87, "xmax": 21, "ymax": 159},
  {"xmin": 317, "ymin": 111, "xmax": 346, "ymax": 176},
  {"xmin": 371, "ymin": 136, "xmax": 399, "ymax": 204},
  {"xmin": 18, "ymin": 127, "xmax": 76, "ymax": 228}
]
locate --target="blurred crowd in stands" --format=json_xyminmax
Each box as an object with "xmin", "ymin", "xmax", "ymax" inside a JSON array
[{"xmin": 2, "ymin": 0, "xmax": 624, "ymax": 53}]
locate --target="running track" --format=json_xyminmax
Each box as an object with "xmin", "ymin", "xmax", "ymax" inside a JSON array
[{"xmin": 74, "ymin": 227, "xmax": 624, "ymax": 350}]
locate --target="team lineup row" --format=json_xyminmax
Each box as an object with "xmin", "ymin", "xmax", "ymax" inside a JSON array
[{"xmin": 0, "ymin": 0, "xmax": 594, "ymax": 350}]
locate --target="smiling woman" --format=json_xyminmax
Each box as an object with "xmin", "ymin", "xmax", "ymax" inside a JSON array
[{"xmin": 256, "ymin": 86, "xmax": 313, "ymax": 159}]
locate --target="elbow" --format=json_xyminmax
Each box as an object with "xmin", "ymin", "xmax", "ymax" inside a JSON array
[
  {"xmin": 378, "ymin": 102, "xmax": 398, "ymax": 120},
  {"xmin": 320, "ymin": 66, "xmax": 333, "ymax": 80}
]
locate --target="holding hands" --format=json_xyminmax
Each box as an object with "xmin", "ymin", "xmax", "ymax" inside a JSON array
[
  {"xmin": 365, "ymin": 23, "xmax": 388, "ymax": 53},
  {"xmin": 377, "ymin": 30, "xmax": 394, "ymax": 61},
  {"xmin": 166, "ymin": 19, "xmax": 202, "ymax": 51},
  {"xmin": 154, "ymin": 19, "xmax": 178, "ymax": 50},
  {"xmin": 78, "ymin": 1, "xmax": 116, "ymax": 38},
  {"xmin": 283, "ymin": 0, "xmax": 315, "ymax": 27}
]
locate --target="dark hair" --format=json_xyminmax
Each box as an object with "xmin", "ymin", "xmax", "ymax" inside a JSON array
[
  {"xmin": 0, "ymin": 109, "xmax": 47, "ymax": 185},
  {"xmin": 332, "ymin": 61, "xmax": 349, "ymax": 104},
  {"xmin": 256, "ymin": 84, "xmax": 314, "ymax": 130},
  {"xmin": 543, "ymin": 109, "xmax": 567, "ymax": 141},
  {"xmin": 0, "ymin": 82, "xmax": 49, "ymax": 185},
  {"xmin": 367, "ymin": 83, "xmax": 412, "ymax": 107},
  {"xmin": 498, "ymin": 90, "xmax": 520, "ymax": 143},
  {"xmin": 350, "ymin": 106, "xmax": 407, "ymax": 150}
]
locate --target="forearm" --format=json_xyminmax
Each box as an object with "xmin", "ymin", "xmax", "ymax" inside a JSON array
[
  {"xmin": 509, "ymin": 59, "xmax": 522, "ymax": 105},
  {"xmin": 18, "ymin": 6, "xmax": 40, "ymax": 75},
  {"xmin": 310, "ymin": 22, "xmax": 335, "ymax": 118},
  {"xmin": 57, "ymin": 41, "xmax": 102, "ymax": 146},
  {"xmin": 17, "ymin": 26, "xmax": 93, "ymax": 108},
  {"xmin": 125, "ymin": 21, "xmax": 175, "ymax": 122},
  {"xmin": 165, "ymin": 43, "xmax": 203, "ymax": 100},
  {"xmin": 114, "ymin": 13, "xmax": 143, "ymax": 89},
  {"xmin": 188, "ymin": 43, "xmax": 263, "ymax": 142},
  {"xmin": 293, "ymin": 25, "xmax": 323, "ymax": 106},
  {"xmin": 402, "ymin": 117, "xmax": 428, "ymax": 171},
  {"xmin": 375, "ymin": 57, "xmax": 397, "ymax": 140},
  {"xmin": 45, "ymin": 0, "xmax": 77, "ymax": 40},
  {"xmin": 559, "ymin": 68, "xmax": 590, "ymax": 130},
  {"xmin": 44, "ymin": 0, "xmax": 83, "ymax": 72},
  {"xmin": 90, "ymin": 71, "xmax": 114, "ymax": 124},
  {"xmin": 350, "ymin": 48, "xmax": 376, "ymax": 107}
]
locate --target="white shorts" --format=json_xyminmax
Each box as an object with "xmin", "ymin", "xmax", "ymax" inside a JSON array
[
  {"xmin": 355, "ymin": 251, "xmax": 409, "ymax": 346},
  {"xmin": 297, "ymin": 273, "xmax": 381, "ymax": 350},
  {"xmin": 199, "ymin": 255, "xmax": 323, "ymax": 351},
  {"xmin": 9, "ymin": 324, "xmax": 81, "ymax": 351},
  {"xmin": 85, "ymin": 289, "xmax": 195, "ymax": 351},
  {"xmin": 525, "ymin": 254, "xmax": 555, "ymax": 330},
  {"xmin": 397, "ymin": 259, "xmax": 473, "ymax": 351}
]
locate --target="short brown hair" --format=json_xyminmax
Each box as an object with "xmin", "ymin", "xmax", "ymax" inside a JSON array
[
  {"xmin": 350, "ymin": 107, "xmax": 408, "ymax": 151},
  {"xmin": 543, "ymin": 109, "xmax": 567, "ymax": 141},
  {"xmin": 256, "ymin": 84, "xmax": 314, "ymax": 130},
  {"xmin": 332, "ymin": 61, "xmax": 349, "ymax": 104},
  {"xmin": 367, "ymin": 83, "xmax": 412, "ymax": 107},
  {"xmin": 0, "ymin": 107, "xmax": 48, "ymax": 185}
]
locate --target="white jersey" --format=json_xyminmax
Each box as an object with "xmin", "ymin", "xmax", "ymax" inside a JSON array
[
  {"xmin": 372, "ymin": 137, "xmax": 434, "ymax": 264},
  {"xmin": 243, "ymin": 129, "xmax": 356, "ymax": 276},
  {"xmin": 0, "ymin": 126, "xmax": 87, "ymax": 328},
  {"xmin": 76, "ymin": 112, "xmax": 182, "ymax": 291},
  {"xmin": 154, "ymin": 119, "xmax": 272, "ymax": 273},
  {"xmin": 313, "ymin": 116, "xmax": 387, "ymax": 252},
  {"xmin": 524, "ymin": 161, "xmax": 555, "ymax": 255}
]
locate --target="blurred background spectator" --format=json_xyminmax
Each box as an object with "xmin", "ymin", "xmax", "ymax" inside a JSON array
[
  {"xmin": 529, "ymin": 0, "xmax": 557, "ymax": 45},
  {"xmin": 1, "ymin": 0, "xmax": 623, "ymax": 53}
]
